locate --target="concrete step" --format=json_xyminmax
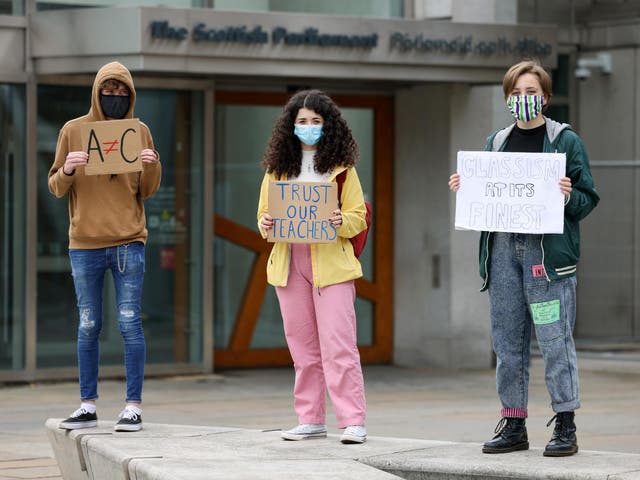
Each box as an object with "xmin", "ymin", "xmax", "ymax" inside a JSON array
[{"xmin": 45, "ymin": 419, "xmax": 640, "ymax": 480}]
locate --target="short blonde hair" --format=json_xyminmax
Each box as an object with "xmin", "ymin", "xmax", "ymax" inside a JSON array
[{"xmin": 502, "ymin": 60, "xmax": 552, "ymax": 107}]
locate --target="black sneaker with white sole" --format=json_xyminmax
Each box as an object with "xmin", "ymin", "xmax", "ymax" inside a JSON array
[
  {"xmin": 59, "ymin": 407, "xmax": 98, "ymax": 430},
  {"xmin": 114, "ymin": 408, "xmax": 142, "ymax": 432}
]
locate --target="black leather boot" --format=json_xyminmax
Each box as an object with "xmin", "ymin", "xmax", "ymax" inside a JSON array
[
  {"xmin": 482, "ymin": 417, "xmax": 529, "ymax": 453},
  {"xmin": 544, "ymin": 411, "xmax": 578, "ymax": 457}
]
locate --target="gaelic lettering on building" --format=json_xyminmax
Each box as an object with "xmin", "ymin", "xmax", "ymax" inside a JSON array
[
  {"xmin": 389, "ymin": 33, "xmax": 553, "ymax": 57},
  {"xmin": 149, "ymin": 20, "xmax": 551, "ymax": 58}
]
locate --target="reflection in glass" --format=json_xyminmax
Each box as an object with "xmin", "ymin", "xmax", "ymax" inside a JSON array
[
  {"xmin": 35, "ymin": 0, "xmax": 400, "ymax": 15},
  {"xmin": 0, "ymin": 0, "xmax": 24, "ymax": 14},
  {"xmin": 214, "ymin": 0, "xmax": 403, "ymax": 18},
  {"xmin": 341, "ymin": 108, "xmax": 374, "ymax": 280},
  {"xmin": 0, "ymin": 84, "xmax": 26, "ymax": 370}
]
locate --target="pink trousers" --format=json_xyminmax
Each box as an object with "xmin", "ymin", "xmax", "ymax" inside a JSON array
[{"xmin": 276, "ymin": 244, "xmax": 366, "ymax": 428}]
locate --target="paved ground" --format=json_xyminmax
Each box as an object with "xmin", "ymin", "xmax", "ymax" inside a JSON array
[{"xmin": 1, "ymin": 354, "xmax": 639, "ymax": 479}]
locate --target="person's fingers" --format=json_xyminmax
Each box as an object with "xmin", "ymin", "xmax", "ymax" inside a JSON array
[
  {"xmin": 261, "ymin": 214, "xmax": 274, "ymax": 231},
  {"xmin": 559, "ymin": 177, "xmax": 572, "ymax": 195},
  {"xmin": 448, "ymin": 174, "xmax": 460, "ymax": 192},
  {"xmin": 140, "ymin": 150, "xmax": 158, "ymax": 163},
  {"xmin": 66, "ymin": 152, "xmax": 88, "ymax": 162}
]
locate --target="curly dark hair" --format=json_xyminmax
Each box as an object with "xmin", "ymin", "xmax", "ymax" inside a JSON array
[{"xmin": 262, "ymin": 90, "xmax": 359, "ymax": 178}]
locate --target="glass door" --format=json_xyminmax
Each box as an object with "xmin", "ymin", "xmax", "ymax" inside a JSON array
[
  {"xmin": 213, "ymin": 91, "xmax": 393, "ymax": 368},
  {"xmin": 0, "ymin": 84, "xmax": 26, "ymax": 372},
  {"xmin": 36, "ymin": 84, "xmax": 205, "ymax": 371}
]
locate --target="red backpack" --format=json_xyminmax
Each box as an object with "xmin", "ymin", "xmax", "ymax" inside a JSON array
[{"xmin": 336, "ymin": 170, "xmax": 372, "ymax": 258}]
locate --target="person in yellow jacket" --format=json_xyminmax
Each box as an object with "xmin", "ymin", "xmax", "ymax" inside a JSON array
[
  {"xmin": 257, "ymin": 90, "xmax": 368, "ymax": 444},
  {"xmin": 49, "ymin": 61, "xmax": 161, "ymax": 433}
]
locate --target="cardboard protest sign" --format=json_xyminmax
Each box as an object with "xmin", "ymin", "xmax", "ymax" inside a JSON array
[
  {"xmin": 267, "ymin": 181, "xmax": 338, "ymax": 243},
  {"xmin": 80, "ymin": 119, "xmax": 142, "ymax": 175},
  {"xmin": 455, "ymin": 151, "xmax": 566, "ymax": 234}
]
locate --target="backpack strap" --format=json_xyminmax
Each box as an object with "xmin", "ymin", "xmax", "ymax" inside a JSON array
[{"xmin": 336, "ymin": 170, "xmax": 347, "ymax": 207}]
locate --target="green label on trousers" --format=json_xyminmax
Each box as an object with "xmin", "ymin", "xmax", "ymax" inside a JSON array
[{"xmin": 531, "ymin": 299, "xmax": 560, "ymax": 324}]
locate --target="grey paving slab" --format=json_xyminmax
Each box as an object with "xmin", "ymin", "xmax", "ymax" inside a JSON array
[
  {"xmin": 127, "ymin": 458, "xmax": 402, "ymax": 480},
  {"xmin": 44, "ymin": 420, "xmax": 640, "ymax": 480},
  {"xmin": 46, "ymin": 420, "xmax": 444, "ymax": 480},
  {"xmin": 362, "ymin": 442, "xmax": 640, "ymax": 480},
  {"xmin": 2, "ymin": 358, "xmax": 640, "ymax": 480}
]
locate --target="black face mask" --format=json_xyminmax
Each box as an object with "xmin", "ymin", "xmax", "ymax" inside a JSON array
[{"xmin": 100, "ymin": 94, "xmax": 130, "ymax": 119}]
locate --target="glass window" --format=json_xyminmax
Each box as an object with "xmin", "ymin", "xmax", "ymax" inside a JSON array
[
  {"xmin": 36, "ymin": 0, "xmax": 204, "ymax": 10},
  {"xmin": 36, "ymin": 84, "xmax": 205, "ymax": 368},
  {"xmin": 553, "ymin": 54, "xmax": 570, "ymax": 97},
  {"xmin": 214, "ymin": 104, "xmax": 282, "ymax": 350},
  {"xmin": 0, "ymin": 0, "xmax": 24, "ymax": 15},
  {"xmin": 0, "ymin": 84, "xmax": 26, "ymax": 371},
  {"xmin": 34, "ymin": 0, "xmax": 402, "ymax": 15},
  {"xmin": 546, "ymin": 104, "xmax": 569, "ymax": 124},
  {"xmin": 549, "ymin": 54, "xmax": 570, "ymax": 124},
  {"xmin": 214, "ymin": 0, "xmax": 403, "ymax": 18}
]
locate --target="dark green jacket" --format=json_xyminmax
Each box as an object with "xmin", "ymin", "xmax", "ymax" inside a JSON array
[{"xmin": 479, "ymin": 117, "xmax": 600, "ymax": 291}]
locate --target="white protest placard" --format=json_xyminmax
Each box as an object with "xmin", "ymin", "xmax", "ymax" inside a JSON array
[
  {"xmin": 267, "ymin": 181, "xmax": 338, "ymax": 244},
  {"xmin": 455, "ymin": 151, "xmax": 566, "ymax": 234},
  {"xmin": 80, "ymin": 119, "xmax": 143, "ymax": 175}
]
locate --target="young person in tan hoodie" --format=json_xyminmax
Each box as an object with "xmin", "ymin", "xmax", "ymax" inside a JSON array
[{"xmin": 49, "ymin": 61, "xmax": 161, "ymax": 432}]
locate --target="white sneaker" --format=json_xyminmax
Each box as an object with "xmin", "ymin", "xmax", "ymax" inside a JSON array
[
  {"xmin": 281, "ymin": 423, "xmax": 327, "ymax": 441},
  {"xmin": 341, "ymin": 425, "xmax": 367, "ymax": 444},
  {"xmin": 114, "ymin": 407, "xmax": 142, "ymax": 432}
]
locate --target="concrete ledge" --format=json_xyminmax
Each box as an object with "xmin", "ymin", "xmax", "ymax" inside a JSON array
[{"xmin": 46, "ymin": 419, "xmax": 640, "ymax": 480}]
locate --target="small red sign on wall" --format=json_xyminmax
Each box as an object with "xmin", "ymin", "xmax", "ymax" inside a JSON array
[{"xmin": 160, "ymin": 247, "xmax": 176, "ymax": 270}]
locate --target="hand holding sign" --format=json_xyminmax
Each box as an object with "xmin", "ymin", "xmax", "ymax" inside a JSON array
[
  {"xmin": 329, "ymin": 209, "xmax": 343, "ymax": 227},
  {"xmin": 448, "ymin": 173, "xmax": 461, "ymax": 192},
  {"xmin": 559, "ymin": 176, "xmax": 572, "ymax": 197},
  {"xmin": 261, "ymin": 213, "xmax": 274, "ymax": 232},
  {"xmin": 63, "ymin": 151, "xmax": 89, "ymax": 175},
  {"xmin": 141, "ymin": 148, "xmax": 158, "ymax": 164}
]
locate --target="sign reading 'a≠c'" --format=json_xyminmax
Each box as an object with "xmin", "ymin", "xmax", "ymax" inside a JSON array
[
  {"xmin": 80, "ymin": 119, "xmax": 143, "ymax": 176},
  {"xmin": 267, "ymin": 181, "xmax": 338, "ymax": 244}
]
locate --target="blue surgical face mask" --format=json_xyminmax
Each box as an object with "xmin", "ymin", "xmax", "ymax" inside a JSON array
[{"xmin": 294, "ymin": 124, "xmax": 323, "ymax": 146}]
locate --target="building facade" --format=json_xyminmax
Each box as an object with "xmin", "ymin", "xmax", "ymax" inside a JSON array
[{"xmin": 0, "ymin": 0, "xmax": 637, "ymax": 382}]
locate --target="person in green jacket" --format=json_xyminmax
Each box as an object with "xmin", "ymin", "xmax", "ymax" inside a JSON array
[{"xmin": 449, "ymin": 60, "xmax": 599, "ymax": 457}]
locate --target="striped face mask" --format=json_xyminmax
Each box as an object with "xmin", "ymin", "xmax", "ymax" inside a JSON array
[{"xmin": 507, "ymin": 95, "xmax": 544, "ymax": 122}]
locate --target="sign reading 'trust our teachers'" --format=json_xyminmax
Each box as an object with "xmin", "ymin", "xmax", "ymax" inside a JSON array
[{"xmin": 267, "ymin": 181, "xmax": 338, "ymax": 243}]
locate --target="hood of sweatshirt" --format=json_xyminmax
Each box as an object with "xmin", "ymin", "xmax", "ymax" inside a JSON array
[{"xmin": 89, "ymin": 61, "xmax": 136, "ymax": 121}]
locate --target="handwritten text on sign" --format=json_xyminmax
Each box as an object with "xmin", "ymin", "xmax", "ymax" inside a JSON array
[
  {"xmin": 267, "ymin": 181, "xmax": 338, "ymax": 243},
  {"xmin": 454, "ymin": 151, "xmax": 566, "ymax": 234},
  {"xmin": 80, "ymin": 119, "xmax": 142, "ymax": 175}
]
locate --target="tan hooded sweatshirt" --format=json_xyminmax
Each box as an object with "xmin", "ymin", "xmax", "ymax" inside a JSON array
[{"xmin": 48, "ymin": 61, "xmax": 162, "ymax": 249}]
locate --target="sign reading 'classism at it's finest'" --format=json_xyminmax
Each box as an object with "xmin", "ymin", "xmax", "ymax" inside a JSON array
[{"xmin": 455, "ymin": 151, "xmax": 566, "ymax": 234}]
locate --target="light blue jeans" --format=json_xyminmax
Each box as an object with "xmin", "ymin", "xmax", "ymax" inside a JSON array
[
  {"xmin": 488, "ymin": 232, "xmax": 580, "ymax": 418},
  {"xmin": 69, "ymin": 242, "xmax": 146, "ymax": 403}
]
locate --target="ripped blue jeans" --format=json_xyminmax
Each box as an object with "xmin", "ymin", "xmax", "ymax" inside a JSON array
[
  {"xmin": 488, "ymin": 233, "xmax": 580, "ymax": 417},
  {"xmin": 69, "ymin": 242, "xmax": 146, "ymax": 403}
]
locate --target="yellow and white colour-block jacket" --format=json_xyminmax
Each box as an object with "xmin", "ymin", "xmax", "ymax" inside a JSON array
[{"xmin": 257, "ymin": 165, "xmax": 367, "ymax": 288}]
